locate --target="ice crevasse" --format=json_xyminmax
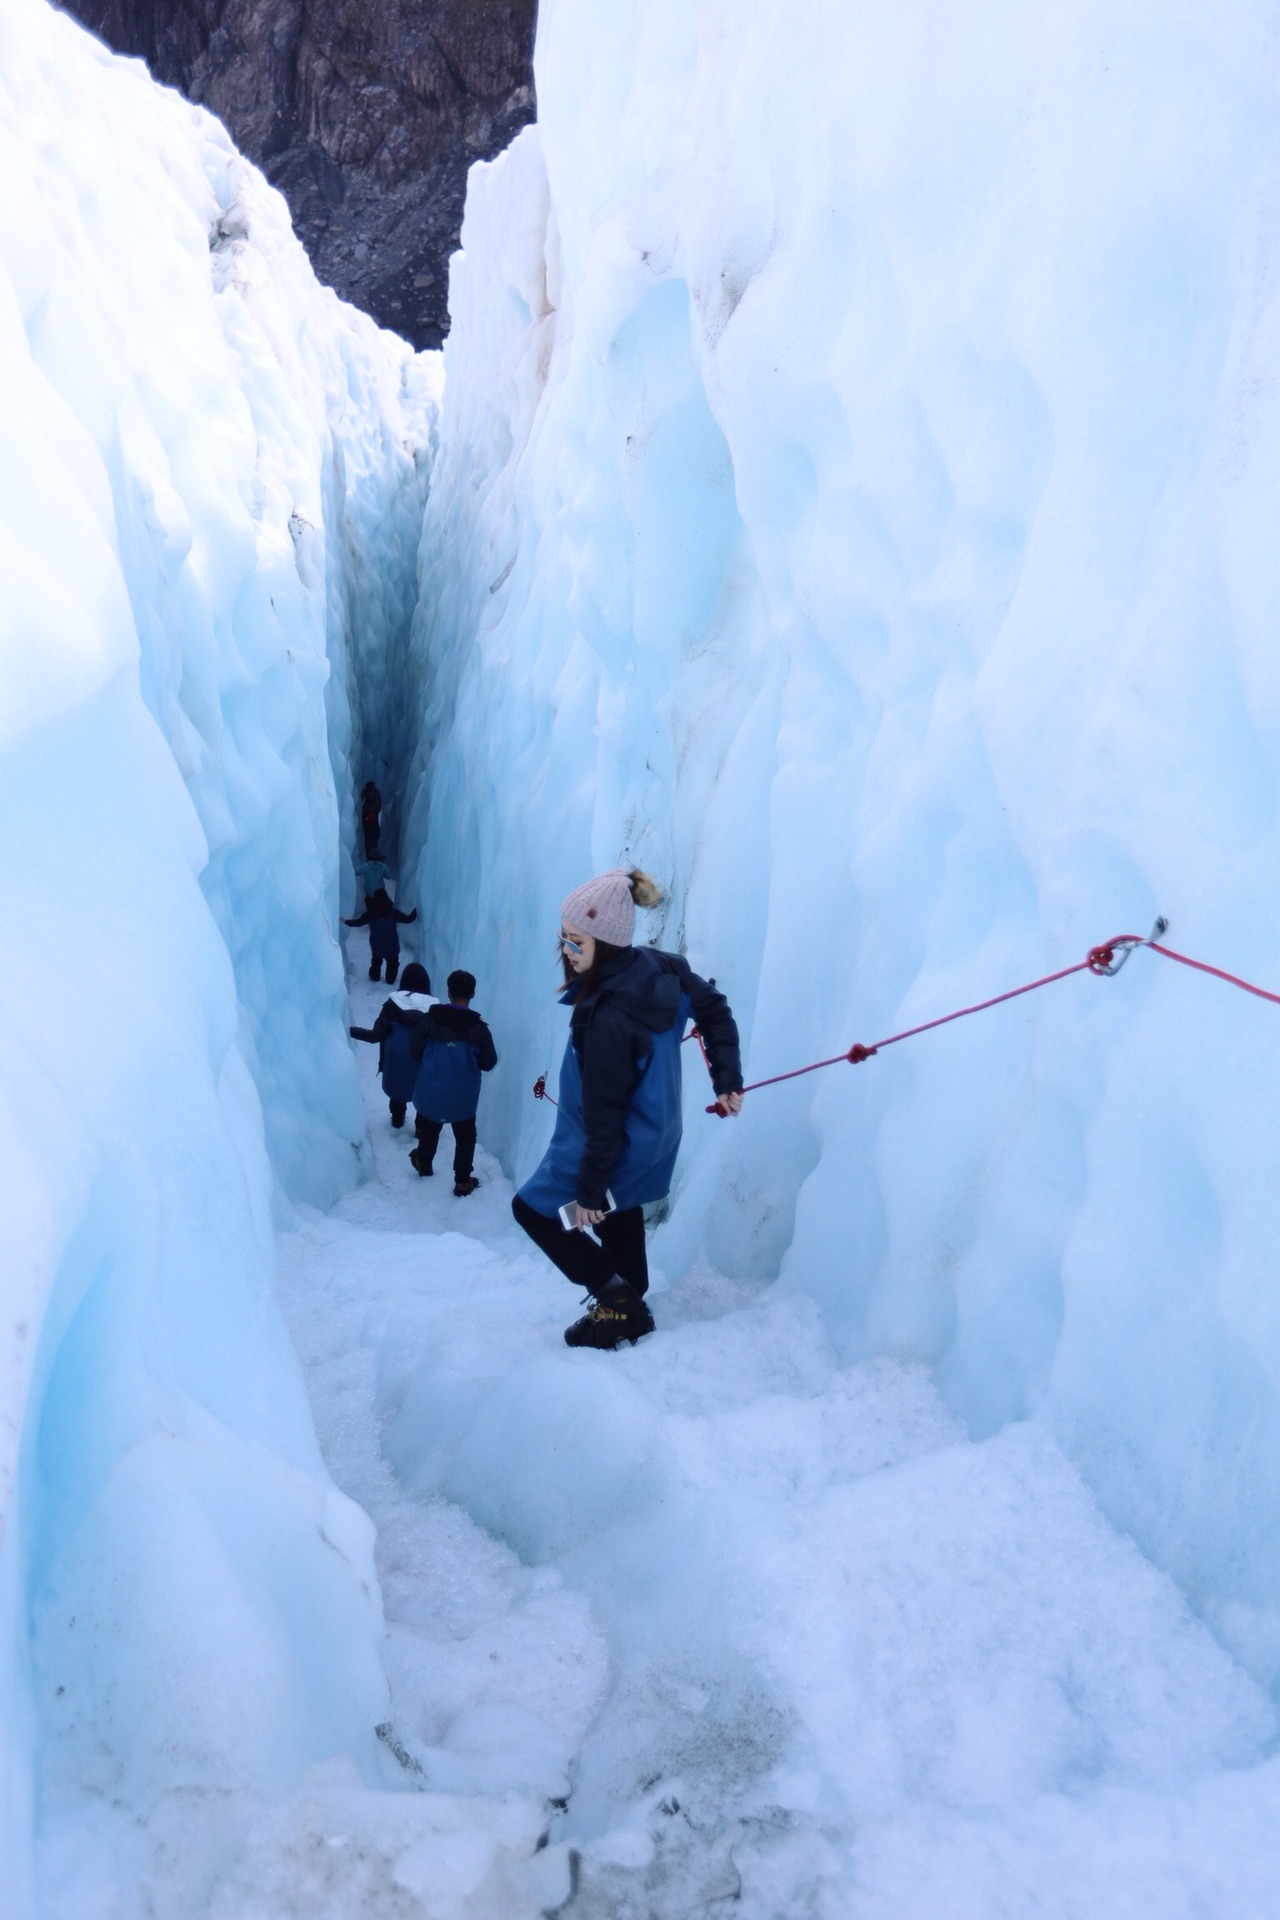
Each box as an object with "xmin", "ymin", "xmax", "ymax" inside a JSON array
[
  {"xmin": 404, "ymin": 0, "xmax": 1280, "ymax": 1678},
  {"xmin": 7, "ymin": 0, "xmax": 1280, "ymax": 1910},
  {"xmin": 0, "ymin": 0, "xmax": 435, "ymax": 1904}
]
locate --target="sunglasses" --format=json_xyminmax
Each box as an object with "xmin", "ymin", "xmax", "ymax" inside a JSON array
[{"xmin": 561, "ymin": 933, "xmax": 584, "ymax": 956}]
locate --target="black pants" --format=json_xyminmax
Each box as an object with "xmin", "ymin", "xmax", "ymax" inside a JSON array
[
  {"xmin": 369, "ymin": 953, "xmax": 399, "ymax": 984},
  {"xmin": 511, "ymin": 1193, "xmax": 649, "ymax": 1299},
  {"xmin": 414, "ymin": 1115, "xmax": 477, "ymax": 1181}
]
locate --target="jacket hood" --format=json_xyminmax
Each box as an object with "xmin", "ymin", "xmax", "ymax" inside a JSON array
[
  {"xmin": 428, "ymin": 1002, "xmax": 484, "ymax": 1037},
  {"xmin": 391, "ymin": 990, "xmax": 436, "ymax": 1012},
  {"xmin": 572, "ymin": 946, "xmax": 682, "ymax": 1033}
]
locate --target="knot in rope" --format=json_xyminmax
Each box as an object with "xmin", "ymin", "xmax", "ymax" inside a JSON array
[
  {"xmin": 847, "ymin": 1043, "xmax": 878, "ymax": 1065},
  {"xmin": 1087, "ymin": 930, "xmax": 1155, "ymax": 976},
  {"xmin": 533, "ymin": 1074, "xmax": 549, "ymax": 1100}
]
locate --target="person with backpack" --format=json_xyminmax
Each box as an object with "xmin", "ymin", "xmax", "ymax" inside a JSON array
[
  {"xmin": 512, "ymin": 869, "xmax": 742, "ymax": 1350},
  {"xmin": 361, "ymin": 780, "xmax": 382, "ymax": 858},
  {"xmin": 343, "ymin": 888, "xmax": 417, "ymax": 983},
  {"xmin": 407, "ymin": 971, "xmax": 498, "ymax": 1195},
  {"xmin": 348, "ymin": 962, "xmax": 436, "ymax": 1127}
]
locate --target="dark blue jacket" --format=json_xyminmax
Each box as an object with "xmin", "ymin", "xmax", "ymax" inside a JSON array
[
  {"xmin": 518, "ymin": 947, "xmax": 741, "ymax": 1215},
  {"xmin": 409, "ymin": 1003, "xmax": 498, "ymax": 1123},
  {"xmin": 350, "ymin": 990, "xmax": 437, "ymax": 1101},
  {"xmin": 344, "ymin": 892, "xmax": 416, "ymax": 960}
]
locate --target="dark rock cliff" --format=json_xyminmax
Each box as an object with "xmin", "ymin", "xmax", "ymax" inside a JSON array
[{"xmin": 59, "ymin": 0, "xmax": 537, "ymax": 347}]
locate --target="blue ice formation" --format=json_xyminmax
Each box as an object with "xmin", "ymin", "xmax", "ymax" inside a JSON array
[
  {"xmin": 9, "ymin": 0, "xmax": 1280, "ymax": 1908},
  {"xmin": 400, "ymin": 0, "xmax": 1280, "ymax": 1700},
  {"xmin": 0, "ymin": 2, "xmax": 433, "ymax": 1905}
]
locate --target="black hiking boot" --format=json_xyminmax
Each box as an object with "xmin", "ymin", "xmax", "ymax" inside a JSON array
[
  {"xmin": 389, "ymin": 1102, "xmax": 407, "ymax": 1129},
  {"xmin": 564, "ymin": 1281, "xmax": 655, "ymax": 1351},
  {"xmin": 409, "ymin": 1148, "xmax": 434, "ymax": 1177},
  {"xmin": 454, "ymin": 1176, "xmax": 480, "ymax": 1197}
]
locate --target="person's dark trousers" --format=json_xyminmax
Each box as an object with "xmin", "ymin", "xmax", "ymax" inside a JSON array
[
  {"xmin": 369, "ymin": 957, "xmax": 382, "ymax": 980},
  {"xmin": 363, "ymin": 825, "xmax": 380, "ymax": 858},
  {"xmin": 415, "ymin": 1115, "xmax": 478, "ymax": 1182},
  {"xmin": 511, "ymin": 1193, "xmax": 649, "ymax": 1298},
  {"xmin": 389, "ymin": 1100, "xmax": 407, "ymax": 1128}
]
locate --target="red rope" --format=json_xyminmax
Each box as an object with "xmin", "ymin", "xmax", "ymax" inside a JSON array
[
  {"xmin": 702, "ymin": 930, "xmax": 1280, "ymax": 1113},
  {"xmin": 531, "ymin": 927, "xmax": 1280, "ymax": 1118},
  {"xmin": 1147, "ymin": 941, "xmax": 1280, "ymax": 1007}
]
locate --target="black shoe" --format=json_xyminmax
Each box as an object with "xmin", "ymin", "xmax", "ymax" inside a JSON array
[
  {"xmin": 564, "ymin": 1282, "xmax": 655, "ymax": 1350},
  {"xmin": 368, "ymin": 962, "xmax": 381, "ymax": 980},
  {"xmin": 454, "ymin": 1176, "xmax": 480, "ymax": 1197},
  {"xmin": 390, "ymin": 1104, "xmax": 407, "ymax": 1129},
  {"xmin": 409, "ymin": 1148, "xmax": 434, "ymax": 1177}
]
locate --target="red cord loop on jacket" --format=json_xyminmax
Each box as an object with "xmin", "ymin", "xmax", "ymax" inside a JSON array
[{"xmin": 532, "ymin": 1073, "xmax": 557, "ymax": 1107}]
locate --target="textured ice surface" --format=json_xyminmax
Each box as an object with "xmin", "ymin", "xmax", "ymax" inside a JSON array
[
  {"xmin": 12, "ymin": 0, "xmax": 1280, "ymax": 1910},
  {"xmin": 0, "ymin": 1, "xmax": 432, "ymax": 1907},
  {"xmin": 402, "ymin": 0, "xmax": 1280, "ymax": 1686}
]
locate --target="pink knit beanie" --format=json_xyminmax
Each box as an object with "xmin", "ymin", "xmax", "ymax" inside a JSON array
[{"xmin": 561, "ymin": 869, "xmax": 638, "ymax": 947}]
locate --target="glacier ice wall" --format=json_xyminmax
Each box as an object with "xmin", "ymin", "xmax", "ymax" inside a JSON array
[
  {"xmin": 404, "ymin": 0, "xmax": 1280, "ymax": 1679},
  {"xmin": 1, "ymin": 4, "xmax": 434, "ymax": 1206},
  {"xmin": 0, "ymin": 1, "xmax": 432, "ymax": 1904}
]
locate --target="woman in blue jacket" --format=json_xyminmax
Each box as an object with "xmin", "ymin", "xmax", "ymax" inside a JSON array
[
  {"xmin": 513, "ymin": 869, "xmax": 742, "ymax": 1350},
  {"xmin": 349, "ymin": 962, "xmax": 436, "ymax": 1126}
]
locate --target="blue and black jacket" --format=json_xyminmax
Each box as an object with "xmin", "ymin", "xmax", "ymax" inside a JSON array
[
  {"xmin": 350, "ymin": 989, "xmax": 437, "ymax": 1101},
  {"xmin": 344, "ymin": 891, "xmax": 417, "ymax": 961},
  {"xmin": 409, "ymin": 1003, "xmax": 498, "ymax": 1123},
  {"xmin": 519, "ymin": 946, "xmax": 741, "ymax": 1215}
]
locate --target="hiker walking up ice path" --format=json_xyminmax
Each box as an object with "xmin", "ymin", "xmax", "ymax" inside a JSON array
[
  {"xmin": 513, "ymin": 868, "xmax": 743, "ymax": 1350},
  {"xmin": 344, "ymin": 888, "xmax": 418, "ymax": 983},
  {"xmin": 360, "ymin": 779, "xmax": 383, "ymax": 858},
  {"xmin": 407, "ymin": 969, "xmax": 498, "ymax": 1196},
  {"xmin": 355, "ymin": 852, "xmax": 393, "ymax": 899},
  {"xmin": 349, "ymin": 961, "xmax": 437, "ymax": 1128}
]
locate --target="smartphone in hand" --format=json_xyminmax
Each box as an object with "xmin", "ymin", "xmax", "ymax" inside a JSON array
[{"xmin": 558, "ymin": 1191, "xmax": 617, "ymax": 1239}]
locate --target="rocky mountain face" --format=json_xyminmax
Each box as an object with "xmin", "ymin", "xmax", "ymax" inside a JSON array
[{"xmin": 60, "ymin": 0, "xmax": 537, "ymax": 347}]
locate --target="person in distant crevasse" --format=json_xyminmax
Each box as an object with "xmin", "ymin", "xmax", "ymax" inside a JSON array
[
  {"xmin": 408, "ymin": 970, "xmax": 498, "ymax": 1196},
  {"xmin": 512, "ymin": 869, "xmax": 743, "ymax": 1351},
  {"xmin": 349, "ymin": 962, "xmax": 436, "ymax": 1128},
  {"xmin": 343, "ymin": 888, "xmax": 417, "ymax": 983},
  {"xmin": 355, "ymin": 852, "xmax": 392, "ymax": 898},
  {"xmin": 360, "ymin": 780, "xmax": 382, "ymax": 858}
]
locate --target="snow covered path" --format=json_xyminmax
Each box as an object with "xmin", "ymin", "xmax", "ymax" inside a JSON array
[{"xmin": 266, "ymin": 938, "xmax": 1280, "ymax": 1920}]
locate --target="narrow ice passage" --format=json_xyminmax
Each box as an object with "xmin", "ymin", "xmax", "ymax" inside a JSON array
[
  {"xmin": 14, "ymin": 0, "xmax": 1280, "ymax": 1910},
  {"xmin": 258, "ymin": 922, "xmax": 1280, "ymax": 1918}
]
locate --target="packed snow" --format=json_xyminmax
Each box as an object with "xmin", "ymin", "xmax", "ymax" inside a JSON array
[
  {"xmin": 7, "ymin": 0, "xmax": 1280, "ymax": 1912},
  {"xmin": 174, "ymin": 939, "xmax": 1280, "ymax": 1917}
]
